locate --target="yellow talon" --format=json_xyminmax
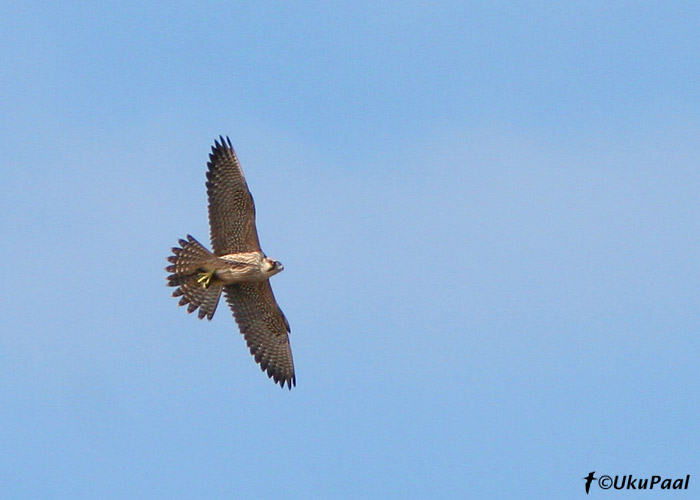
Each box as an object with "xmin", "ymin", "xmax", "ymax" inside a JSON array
[{"xmin": 196, "ymin": 270, "xmax": 215, "ymax": 288}]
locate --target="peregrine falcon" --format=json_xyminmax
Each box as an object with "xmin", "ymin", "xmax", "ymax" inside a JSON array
[{"xmin": 166, "ymin": 137, "xmax": 295, "ymax": 389}]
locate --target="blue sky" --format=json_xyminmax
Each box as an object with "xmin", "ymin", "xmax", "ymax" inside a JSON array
[{"xmin": 2, "ymin": 2, "xmax": 699, "ymax": 498}]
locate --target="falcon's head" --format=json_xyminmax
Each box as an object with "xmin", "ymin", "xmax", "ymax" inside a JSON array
[{"xmin": 264, "ymin": 257, "xmax": 284, "ymax": 276}]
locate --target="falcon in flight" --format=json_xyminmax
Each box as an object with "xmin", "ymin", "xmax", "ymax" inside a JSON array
[{"xmin": 166, "ymin": 137, "xmax": 295, "ymax": 389}]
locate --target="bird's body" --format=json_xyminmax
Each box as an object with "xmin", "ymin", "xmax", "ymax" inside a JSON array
[
  {"xmin": 166, "ymin": 137, "xmax": 295, "ymax": 389},
  {"xmin": 213, "ymin": 252, "xmax": 284, "ymax": 283}
]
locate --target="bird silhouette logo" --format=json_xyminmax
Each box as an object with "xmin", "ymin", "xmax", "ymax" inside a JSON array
[{"xmin": 584, "ymin": 472, "xmax": 596, "ymax": 494}]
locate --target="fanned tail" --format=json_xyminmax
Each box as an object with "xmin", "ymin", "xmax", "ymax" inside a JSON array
[{"xmin": 166, "ymin": 235, "xmax": 223, "ymax": 320}]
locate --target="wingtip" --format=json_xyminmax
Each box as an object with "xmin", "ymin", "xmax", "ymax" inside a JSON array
[
  {"xmin": 211, "ymin": 137, "xmax": 223, "ymax": 156},
  {"xmin": 267, "ymin": 368, "xmax": 296, "ymax": 390},
  {"xmin": 211, "ymin": 135, "xmax": 234, "ymax": 152},
  {"xmin": 277, "ymin": 374, "xmax": 296, "ymax": 390}
]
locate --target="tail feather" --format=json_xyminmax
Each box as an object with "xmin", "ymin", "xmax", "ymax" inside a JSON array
[
  {"xmin": 166, "ymin": 235, "xmax": 222, "ymax": 320},
  {"xmin": 174, "ymin": 278, "xmax": 223, "ymax": 320},
  {"xmin": 166, "ymin": 235, "xmax": 217, "ymax": 282}
]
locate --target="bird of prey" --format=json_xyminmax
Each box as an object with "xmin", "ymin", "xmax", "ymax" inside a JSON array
[{"xmin": 166, "ymin": 137, "xmax": 295, "ymax": 389}]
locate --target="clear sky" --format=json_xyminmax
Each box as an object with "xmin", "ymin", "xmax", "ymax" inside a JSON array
[{"xmin": 2, "ymin": 2, "xmax": 699, "ymax": 499}]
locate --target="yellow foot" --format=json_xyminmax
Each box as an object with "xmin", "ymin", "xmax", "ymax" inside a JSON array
[{"xmin": 196, "ymin": 270, "xmax": 215, "ymax": 288}]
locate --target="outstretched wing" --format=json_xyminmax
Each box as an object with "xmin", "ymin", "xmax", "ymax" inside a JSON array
[
  {"xmin": 224, "ymin": 282, "xmax": 295, "ymax": 389},
  {"xmin": 206, "ymin": 136, "xmax": 261, "ymax": 255}
]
